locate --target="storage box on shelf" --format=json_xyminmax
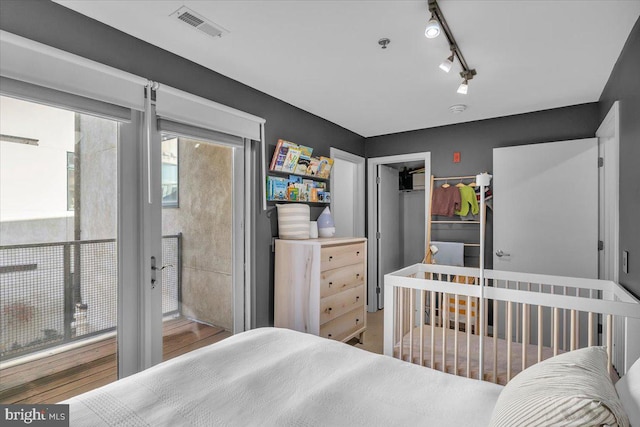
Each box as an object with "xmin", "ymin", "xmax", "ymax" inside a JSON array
[{"xmin": 274, "ymin": 237, "xmax": 367, "ymax": 343}]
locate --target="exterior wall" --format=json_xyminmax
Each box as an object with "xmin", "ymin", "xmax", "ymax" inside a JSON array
[
  {"xmin": 0, "ymin": 96, "xmax": 75, "ymax": 245},
  {"xmin": 599, "ymin": 17, "xmax": 640, "ymax": 299},
  {"xmin": 78, "ymin": 114, "xmax": 117, "ymax": 241},
  {"xmin": 162, "ymin": 139, "xmax": 233, "ymax": 330}
]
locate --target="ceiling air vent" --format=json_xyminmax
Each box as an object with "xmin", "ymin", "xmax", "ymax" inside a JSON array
[{"xmin": 170, "ymin": 6, "xmax": 228, "ymax": 39}]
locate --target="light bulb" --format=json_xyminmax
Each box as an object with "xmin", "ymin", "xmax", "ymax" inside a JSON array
[
  {"xmin": 425, "ymin": 16, "xmax": 440, "ymax": 38},
  {"xmin": 439, "ymin": 53, "xmax": 454, "ymax": 73},
  {"xmin": 457, "ymin": 79, "xmax": 469, "ymax": 95}
]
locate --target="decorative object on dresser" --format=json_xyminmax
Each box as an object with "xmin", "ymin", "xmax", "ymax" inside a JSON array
[
  {"xmin": 275, "ymin": 237, "xmax": 367, "ymax": 343},
  {"xmin": 316, "ymin": 206, "xmax": 335, "ymax": 237}
]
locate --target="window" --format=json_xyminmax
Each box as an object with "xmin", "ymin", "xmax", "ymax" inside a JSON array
[{"xmin": 161, "ymin": 137, "xmax": 178, "ymax": 207}]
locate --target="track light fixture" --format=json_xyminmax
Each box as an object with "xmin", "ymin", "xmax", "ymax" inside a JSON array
[
  {"xmin": 439, "ymin": 50, "xmax": 454, "ymax": 73},
  {"xmin": 457, "ymin": 69, "xmax": 476, "ymax": 95},
  {"xmin": 426, "ymin": 0, "xmax": 477, "ymax": 94},
  {"xmin": 457, "ymin": 79, "xmax": 468, "ymax": 95},
  {"xmin": 425, "ymin": 13, "xmax": 441, "ymax": 38}
]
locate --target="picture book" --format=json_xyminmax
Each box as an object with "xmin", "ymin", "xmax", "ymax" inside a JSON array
[
  {"xmin": 316, "ymin": 156, "xmax": 334, "ymax": 179},
  {"xmin": 294, "ymin": 145, "xmax": 313, "ymax": 175},
  {"xmin": 306, "ymin": 157, "xmax": 321, "ymax": 176},
  {"xmin": 281, "ymin": 146, "xmax": 301, "ymax": 173},
  {"xmin": 271, "ymin": 139, "xmax": 297, "ymax": 171},
  {"xmin": 269, "ymin": 139, "xmax": 284, "ymax": 171},
  {"xmin": 268, "ymin": 176, "xmax": 289, "ymax": 201}
]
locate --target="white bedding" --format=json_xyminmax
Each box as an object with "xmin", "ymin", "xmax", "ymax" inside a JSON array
[{"xmin": 64, "ymin": 327, "xmax": 503, "ymax": 426}]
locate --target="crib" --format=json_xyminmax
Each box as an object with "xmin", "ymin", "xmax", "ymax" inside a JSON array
[{"xmin": 383, "ymin": 263, "xmax": 640, "ymax": 384}]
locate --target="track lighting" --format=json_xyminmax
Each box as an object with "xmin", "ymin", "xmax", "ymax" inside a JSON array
[
  {"xmin": 457, "ymin": 79, "xmax": 468, "ymax": 95},
  {"xmin": 425, "ymin": 14, "xmax": 441, "ymax": 38},
  {"xmin": 425, "ymin": 0, "xmax": 477, "ymax": 94},
  {"xmin": 439, "ymin": 51, "xmax": 454, "ymax": 73}
]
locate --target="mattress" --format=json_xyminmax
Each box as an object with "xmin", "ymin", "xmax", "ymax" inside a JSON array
[
  {"xmin": 64, "ymin": 327, "xmax": 503, "ymax": 426},
  {"xmin": 396, "ymin": 325, "xmax": 558, "ymax": 384}
]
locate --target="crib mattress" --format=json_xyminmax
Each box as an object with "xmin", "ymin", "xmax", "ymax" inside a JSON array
[{"xmin": 395, "ymin": 325, "xmax": 558, "ymax": 385}]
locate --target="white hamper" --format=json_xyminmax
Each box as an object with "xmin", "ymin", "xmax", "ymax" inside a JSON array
[{"xmin": 276, "ymin": 203, "xmax": 310, "ymax": 239}]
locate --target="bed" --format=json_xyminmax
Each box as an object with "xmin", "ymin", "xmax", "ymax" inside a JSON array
[
  {"xmin": 64, "ymin": 327, "xmax": 504, "ymax": 426},
  {"xmin": 63, "ymin": 326, "xmax": 638, "ymax": 426}
]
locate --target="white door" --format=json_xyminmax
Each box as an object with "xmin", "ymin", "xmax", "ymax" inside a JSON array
[
  {"xmin": 377, "ymin": 165, "xmax": 401, "ymax": 309},
  {"xmin": 330, "ymin": 148, "xmax": 365, "ymax": 238},
  {"xmin": 493, "ymin": 138, "xmax": 598, "ymax": 278}
]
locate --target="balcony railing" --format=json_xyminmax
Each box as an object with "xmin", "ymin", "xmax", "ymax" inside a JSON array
[{"xmin": 0, "ymin": 234, "xmax": 182, "ymax": 361}]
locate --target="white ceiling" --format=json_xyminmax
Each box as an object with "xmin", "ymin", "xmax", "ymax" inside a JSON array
[{"xmin": 55, "ymin": 1, "xmax": 640, "ymax": 138}]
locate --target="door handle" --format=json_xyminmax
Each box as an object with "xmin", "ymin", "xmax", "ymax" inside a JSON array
[
  {"xmin": 496, "ymin": 250, "xmax": 511, "ymax": 258},
  {"xmin": 151, "ymin": 256, "xmax": 174, "ymax": 288}
]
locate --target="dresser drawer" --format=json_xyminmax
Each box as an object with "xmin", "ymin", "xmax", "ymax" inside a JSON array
[
  {"xmin": 320, "ymin": 243, "xmax": 365, "ymax": 271},
  {"xmin": 319, "ymin": 306, "xmax": 365, "ymax": 341},
  {"xmin": 320, "ymin": 263, "xmax": 364, "ymax": 298},
  {"xmin": 319, "ymin": 285, "xmax": 364, "ymax": 325}
]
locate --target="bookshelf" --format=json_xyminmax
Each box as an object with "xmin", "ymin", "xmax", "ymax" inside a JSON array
[{"xmin": 267, "ymin": 139, "xmax": 332, "ymax": 204}]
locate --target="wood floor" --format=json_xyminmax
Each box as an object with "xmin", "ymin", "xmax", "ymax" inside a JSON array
[{"xmin": 0, "ymin": 317, "xmax": 231, "ymax": 404}]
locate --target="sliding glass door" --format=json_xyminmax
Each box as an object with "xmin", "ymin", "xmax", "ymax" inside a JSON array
[
  {"xmin": 159, "ymin": 134, "xmax": 238, "ymax": 360},
  {"xmin": 0, "ymin": 95, "xmax": 121, "ymax": 403}
]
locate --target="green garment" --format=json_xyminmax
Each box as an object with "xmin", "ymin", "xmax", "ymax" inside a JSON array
[{"xmin": 455, "ymin": 185, "xmax": 479, "ymax": 217}]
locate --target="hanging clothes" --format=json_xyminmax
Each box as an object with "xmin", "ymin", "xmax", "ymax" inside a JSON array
[
  {"xmin": 431, "ymin": 186, "xmax": 461, "ymax": 217},
  {"xmin": 455, "ymin": 185, "xmax": 479, "ymax": 217}
]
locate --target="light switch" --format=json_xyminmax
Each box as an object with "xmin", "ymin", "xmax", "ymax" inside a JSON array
[{"xmin": 623, "ymin": 251, "xmax": 629, "ymax": 274}]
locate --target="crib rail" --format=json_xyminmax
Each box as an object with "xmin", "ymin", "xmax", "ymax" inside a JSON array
[{"xmin": 383, "ymin": 263, "xmax": 640, "ymax": 385}]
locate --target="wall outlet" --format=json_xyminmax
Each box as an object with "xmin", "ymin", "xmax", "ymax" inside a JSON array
[{"xmin": 622, "ymin": 251, "xmax": 629, "ymax": 274}]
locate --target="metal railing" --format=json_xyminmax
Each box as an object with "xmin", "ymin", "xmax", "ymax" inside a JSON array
[{"xmin": 0, "ymin": 234, "xmax": 182, "ymax": 361}]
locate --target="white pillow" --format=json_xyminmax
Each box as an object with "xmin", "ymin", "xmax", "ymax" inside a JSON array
[
  {"xmin": 616, "ymin": 356, "xmax": 640, "ymax": 425},
  {"xmin": 489, "ymin": 346, "xmax": 629, "ymax": 427}
]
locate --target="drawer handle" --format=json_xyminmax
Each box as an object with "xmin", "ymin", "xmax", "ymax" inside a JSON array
[
  {"xmin": 356, "ymin": 251, "xmax": 360, "ymax": 255},
  {"xmin": 329, "ymin": 281, "xmax": 333, "ymax": 287},
  {"xmin": 325, "ymin": 307, "xmax": 332, "ymax": 313},
  {"xmin": 328, "ymin": 333, "xmax": 332, "ymax": 338},
  {"xmin": 356, "ymin": 296, "xmax": 359, "ymax": 301},
  {"xmin": 356, "ymin": 273, "xmax": 360, "ymax": 278},
  {"xmin": 329, "ymin": 256, "xmax": 333, "ymax": 260},
  {"xmin": 356, "ymin": 318, "xmax": 360, "ymax": 323}
]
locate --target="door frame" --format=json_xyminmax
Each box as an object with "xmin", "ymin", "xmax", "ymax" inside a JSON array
[
  {"xmin": 596, "ymin": 101, "xmax": 620, "ymax": 283},
  {"xmin": 366, "ymin": 152, "xmax": 431, "ymax": 312},
  {"xmin": 330, "ymin": 147, "xmax": 365, "ymax": 238}
]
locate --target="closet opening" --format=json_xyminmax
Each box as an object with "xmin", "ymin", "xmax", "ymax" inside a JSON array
[{"xmin": 366, "ymin": 152, "xmax": 431, "ymax": 313}]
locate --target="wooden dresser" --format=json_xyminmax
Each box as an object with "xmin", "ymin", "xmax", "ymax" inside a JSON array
[{"xmin": 274, "ymin": 237, "xmax": 367, "ymax": 343}]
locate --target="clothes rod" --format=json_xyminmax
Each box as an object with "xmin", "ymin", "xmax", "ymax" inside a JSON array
[{"xmin": 433, "ymin": 175, "xmax": 477, "ymax": 181}]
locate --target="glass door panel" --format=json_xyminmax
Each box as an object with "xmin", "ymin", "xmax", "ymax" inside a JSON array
[
  {"xmin": 159, "ymin": 135, "xmax": 234, "ymax": 361},
  {"xmin": 0, "ymin": 96, "xmax": 119, "ymax": 403}
]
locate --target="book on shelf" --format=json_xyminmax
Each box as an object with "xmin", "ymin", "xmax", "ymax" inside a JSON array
[
  {"xmin": 294, "ymin": 145, "xmax": 313, "ymax": 175},
  {"xmin": 281, "ymin": 146, "xmax": 301, "ymax": 173},
  {"xmin": 306, "ymin": 157, "xmax": 321, "ymax": 176},
  {"xmin": 267, "ymin": 176, "xmax": 289, "ymax": 201},
  {"xmin": 316, "ymin": 156, "xmax": 334, "ymax": 179},
  {"xmin": 270, "ymin": 139, "xmax": 296, "ymax": 171}
]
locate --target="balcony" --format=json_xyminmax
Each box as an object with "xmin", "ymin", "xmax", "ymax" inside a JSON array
[{"xmin": 1, "ymin": 235, "xmax": 182, "ymax": 362}]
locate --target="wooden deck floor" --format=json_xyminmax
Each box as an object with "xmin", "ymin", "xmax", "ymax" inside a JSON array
[{"xmin": 0, "ymin": 317, "xmax": 231, "ymax": 404}]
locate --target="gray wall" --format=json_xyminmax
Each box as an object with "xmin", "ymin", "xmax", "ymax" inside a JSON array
[
  {"xmin": 599, "ymin": 17, "xmax": 640, "ymax": 299},
  {"xmin": 366, "ymin": 103, "xmax": 601, "ymax": 269},
  {"xmin": 0, "ymin": 0, "xmax": 365, "ymax": 327}
]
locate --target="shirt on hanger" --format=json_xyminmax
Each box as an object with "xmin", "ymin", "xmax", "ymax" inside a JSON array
[{"xmin": 431, "ymin": 186, "xmax": 461, "ymax": 217}]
